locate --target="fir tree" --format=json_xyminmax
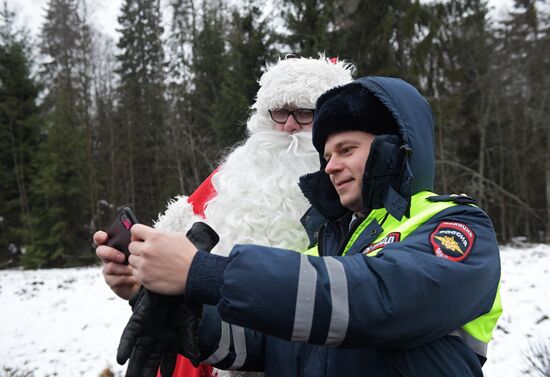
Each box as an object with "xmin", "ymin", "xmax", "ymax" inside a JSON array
[
  {"xmin": 212, "ymin": 1, "xmax": 274, "ymax": 147},
  {"xmin": 24, "ymin": 0, "xmax": 90, "ymax": 267},
  {"xmin": 488, "ymin": 0, "xmax": 550, "ymax": 240},
  {"xmin": 116, "ymin": 0, "xmax": 168, "ymax": 221},
  {"xmin": 279, "ymin": 0, "xmax": 337, "ymax": 56},
  {"xmin": 164, "ymin": 0, "xmax": 197, "ymax": 193},
  {"xmin": 334, "ymin": 0, "xmax": 432, "ymax": 79},
  {"xmin": 0, "ymin": 2, "xmax": 41, "ymax": 264},
  {"xmin": 188, "ymin": 0, "xmax": 227, "ymax": 160}
]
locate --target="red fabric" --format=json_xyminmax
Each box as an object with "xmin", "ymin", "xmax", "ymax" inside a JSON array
[
  {"xmin": 156, "ymin": 169, "xmax": 220, "ymax": 377},
  {"xmin": 155, "ymin": 355, "xmax": 214, "ymax": 377},
  {"xmin": 172, "ymin": 355, "xmax": 214, "ymax": 377},
  {"xmin": 187, "ymin": 168, "xmax": 219, "ymax": 217}
]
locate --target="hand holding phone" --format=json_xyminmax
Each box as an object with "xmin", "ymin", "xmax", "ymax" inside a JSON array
[{"xmin": 105, "ymin": 207, "xmax": 139, "ymax": 264}]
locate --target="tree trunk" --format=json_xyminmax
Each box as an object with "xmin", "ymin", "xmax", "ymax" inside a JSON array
[
  {"xmin": 168, "ymin": 100, "xmax": 186, "ymax": 193},
  {"xmin": 8, "ymin": 117, "xmax": 33, "ymax": 243}
]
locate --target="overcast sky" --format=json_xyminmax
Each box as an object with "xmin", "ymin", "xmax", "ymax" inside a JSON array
[
  {"xmin": 6, "ymin": 0, "xmax": 122, "ymax": 40},
  {"xmin": 6, "ymin": 0, "xmax": 516, "ymax": 44}
]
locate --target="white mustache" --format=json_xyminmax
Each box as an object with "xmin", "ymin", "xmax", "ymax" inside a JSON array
[{"xmin": 245, "ymin": 130, "xmax": 316, "ymax": 156}]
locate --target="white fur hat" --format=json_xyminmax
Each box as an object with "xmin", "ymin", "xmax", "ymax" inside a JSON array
[{"xmin": 247, "ymin": 54, "xmax": 355, "ymax": 134}]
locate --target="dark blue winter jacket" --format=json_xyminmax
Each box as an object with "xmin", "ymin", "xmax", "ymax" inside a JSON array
[{"xmin": 186, "ymin": 77, "xmax": 501, "ymax": 377}]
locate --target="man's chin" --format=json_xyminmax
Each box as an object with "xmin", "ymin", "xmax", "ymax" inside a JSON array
[{"xmin": 340, "ymin": 197, "xmax": 363, "ymax": 213}]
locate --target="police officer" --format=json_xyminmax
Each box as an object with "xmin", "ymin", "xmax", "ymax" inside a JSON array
[{"xmin": 123, "ymin": 76, "xmax": 502, "ymax": 377}]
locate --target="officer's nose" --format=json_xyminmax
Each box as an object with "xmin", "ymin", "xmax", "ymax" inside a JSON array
[{"xmin": 324, "ymin": 157, "xmax": 342, "ymax": 175}]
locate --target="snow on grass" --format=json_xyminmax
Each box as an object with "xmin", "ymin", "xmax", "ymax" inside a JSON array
[
  {"xmin": 1, "ymin": 244, "xmax": 549, "ymax": 377},
  {"xmin": 484, "ymin": 244, "xmax": 550, "ymax": 377},
  {"xmin": 0, "ymin": 267, "xmax": 128, "ymax": 376}
]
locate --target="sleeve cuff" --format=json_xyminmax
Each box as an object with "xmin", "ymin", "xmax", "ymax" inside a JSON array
[{"xmin": 186, "ymin": 250, "xmax": 229, "ymax": 305}]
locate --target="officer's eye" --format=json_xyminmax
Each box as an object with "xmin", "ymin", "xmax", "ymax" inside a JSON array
[{"xmin": 341, "ymin": 146, "xmax": 355, "ymax": 155}]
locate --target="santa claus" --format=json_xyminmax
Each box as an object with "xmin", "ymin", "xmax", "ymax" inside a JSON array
[
  {"xmin": 153, "ymin": 55, "xmax": 353, "ymax": 377},
  {"xmin": 155, "ymin": 55, "xmax": 353, "ymax": 255}
]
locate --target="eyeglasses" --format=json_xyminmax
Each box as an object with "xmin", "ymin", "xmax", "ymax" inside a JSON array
[{"xmin": 269, "ymin": 108, "xmax": 315, "ymax": 125}]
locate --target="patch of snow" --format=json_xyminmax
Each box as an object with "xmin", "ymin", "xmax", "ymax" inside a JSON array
[
  {"xmin": 0, "ymin": 267, "xmax": 128, "ymax": 376},
  {"xmin": 484, "ymin": 244, "xmax": 550, "ymax": 377}
]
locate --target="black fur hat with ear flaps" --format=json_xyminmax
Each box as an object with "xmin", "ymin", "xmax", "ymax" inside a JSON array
[{"xmin": 312, "ymin": 83, "xmax": 399, "ymax": 154}]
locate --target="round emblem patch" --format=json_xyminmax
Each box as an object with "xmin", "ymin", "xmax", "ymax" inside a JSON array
[{"xmin": 430, "ymin": 221, "xmax": 475, "ymax": 262}]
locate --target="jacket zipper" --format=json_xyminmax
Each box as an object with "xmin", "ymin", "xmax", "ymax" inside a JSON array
[{"xmin": 336, "ymin": 217, "xmax": 364, "ymax": 255}]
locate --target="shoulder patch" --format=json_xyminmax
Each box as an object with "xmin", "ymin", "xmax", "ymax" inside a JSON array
[
  {"xmin": 363, "ymin": 232, "xmax": 401, "ymax": 255},
  {"xmin": 430, "ymin": 222, "xmax": 475, "ymax": 262}
]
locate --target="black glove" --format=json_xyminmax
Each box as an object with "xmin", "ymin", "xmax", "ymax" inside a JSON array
[
  {"xmin": 117, "ymin": 288, "xmax": 183, "ymax": 376},
  {"xmin": 116, "ymin": 222, "xmax": 219, "ymax": 377}
]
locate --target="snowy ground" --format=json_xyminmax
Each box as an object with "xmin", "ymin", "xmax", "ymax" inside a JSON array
[{"xmin": 1, "ymin": 244, "xmax": 549, "ymax": 377}]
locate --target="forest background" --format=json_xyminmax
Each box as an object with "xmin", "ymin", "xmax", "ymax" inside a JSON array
[{"xmin": 0, "ymin": 0, "xmax": 549, "ymax": 268}]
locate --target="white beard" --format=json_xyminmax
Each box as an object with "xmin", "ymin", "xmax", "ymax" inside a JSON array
[
  {"xmin": 206, "ymin": 130, "xmax": 318, "ymax": 255},
  {"xmin": 155, "ymin": 131, "xmax": 319, "ymax": 251}
]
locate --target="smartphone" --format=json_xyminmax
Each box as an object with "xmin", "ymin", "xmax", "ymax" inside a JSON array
[{"xmin": 105, "ymin": 207, "xmax": 139, "ymax": 264}]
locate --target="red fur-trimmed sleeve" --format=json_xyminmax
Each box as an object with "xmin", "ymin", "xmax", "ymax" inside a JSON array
[{"xmin": 188, "ymin": 168, "xmax": 219, "ymax": 217}]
